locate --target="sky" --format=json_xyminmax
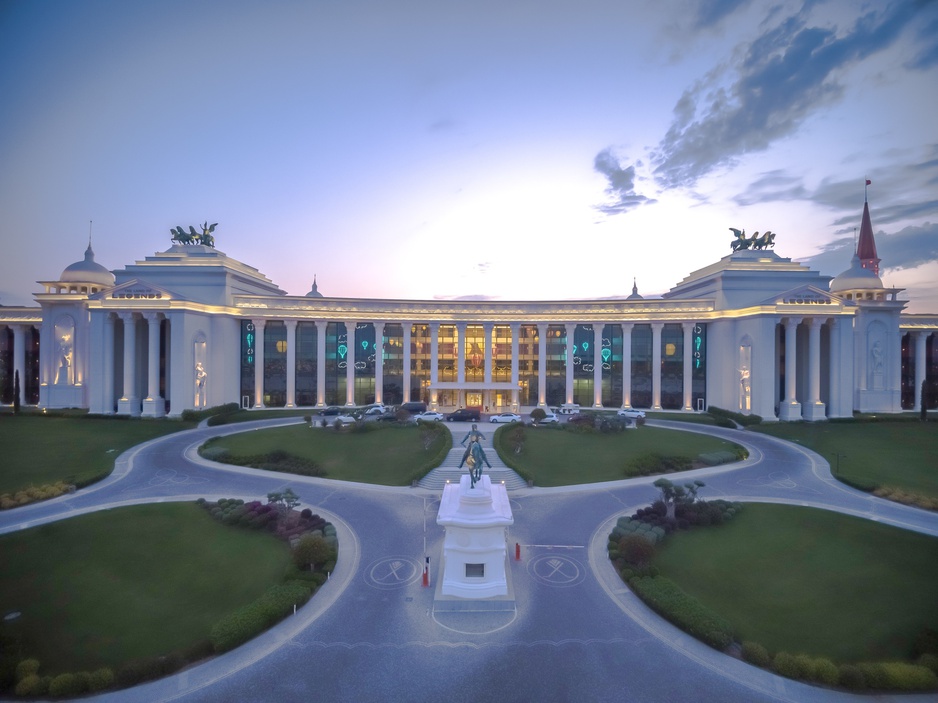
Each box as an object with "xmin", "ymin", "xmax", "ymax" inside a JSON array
[{"xmin": 1, "ymin": 0, "xmax": 937, "ymax": 312}]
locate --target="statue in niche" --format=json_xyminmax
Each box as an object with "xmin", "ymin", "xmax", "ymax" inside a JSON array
[
  {"xmin": 458, "ymin": 424, "xmax": 492, "ymax": 488},
  {"xmin": 871, "ymin": 341, "xmax": 884, "ymax": 374},
  {"xmin": 195, "ymin": 362, "xmax": 207, "ymax": 407}
]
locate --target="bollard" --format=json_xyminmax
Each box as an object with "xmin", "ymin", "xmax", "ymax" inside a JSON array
[
  {"xmin": 515, "ymin": 542, "xmax": 521, "ymax": 561},
  {"xmin": 422, "ymin": 568, "xmax": 429, "ymax": 587}
]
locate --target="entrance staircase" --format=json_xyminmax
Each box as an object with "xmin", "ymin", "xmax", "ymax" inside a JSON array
[{"xmin": 417, "ymin": 424, "xmax": 528, "ymax": 491}]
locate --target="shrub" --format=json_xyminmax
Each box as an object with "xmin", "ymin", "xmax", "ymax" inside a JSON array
[
  {"xmin": 48, "ymin": 672, "xmax": 86, "ymax": 697},
  {"xmin": 116, "ymin": 657, "xmax": 165, "ymax": 687},
  {"xmin": 917, "ymin": 653, "xmax": 938, "ymax": 674},
  {"xmin": 741, "ymin": 641, "xmax": 771, "ymax": 668},
  {"xmin": 858, "ymin": 662, "xmax": 938, "ymax": 691},
  {"xmin": 14, "ymin": 674, "xmax": 44, "ymax": 696},
  {"xmin": 87, "ymin": 667, "xmax": 115, "ymax": 692},
  {"xmin": 772, "ymin": 652, "xmax": 802, "ymax": 679},
  {"xmin": 15, "ymin": 658, "xmax": 40, "ymax": 682},
  {"xmin": 292, "ymin": 534, "xmax": 333, "ymax": 570},
  {"xmin": 838, "ymin": 664, "xmax": 866, "ymax": 690},
  {"xmin": 628, "ymin": 576, "xmax": 734, "ymax": 650},
  {"xmin": 812, "ymin": 658, "xmax": 840, "ymax": 686},
  {"xmin": 211, "ymin": 582, "xmax": 313, "ymax": 653},
  {"xmin": 618, "ymin": 534, "xmax": 656, "ymax": 565}
]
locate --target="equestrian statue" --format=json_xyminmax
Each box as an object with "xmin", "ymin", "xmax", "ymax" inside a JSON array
[{"xmin": 730, "ymin": 228, "xmax": 775, "ymax": 251}]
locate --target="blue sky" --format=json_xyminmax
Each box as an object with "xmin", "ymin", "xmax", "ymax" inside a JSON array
[{"xmin": 1, "ymin": 0, "xmax": 936, "ymax": 311}]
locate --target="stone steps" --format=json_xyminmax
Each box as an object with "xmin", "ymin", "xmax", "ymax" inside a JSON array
[{"xmin": 418, "ymin": 446, "xmax": 528, "ymax": 491}]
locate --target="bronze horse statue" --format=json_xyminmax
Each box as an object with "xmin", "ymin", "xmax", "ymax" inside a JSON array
[
  {"xmin": 730, "ymin": 228, "xmax": 775, "ymax": 251},
  {"xmin": 171, "ymin": 222, "xmax": 217, "ymax": 247}
]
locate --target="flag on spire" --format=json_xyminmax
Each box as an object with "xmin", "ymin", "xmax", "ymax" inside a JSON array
[{"xmin": 865, "ymin": 179, "xmax": 871, "ymax": 186}]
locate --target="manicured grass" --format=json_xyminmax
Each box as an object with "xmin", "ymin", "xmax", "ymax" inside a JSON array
[
  {"xmin": 203, "ymin": 423, "xmax": 450, "ymax": 485},
  {"xmin": 496, "ymin": 425, "xmax": 742, "ymax": 486},
  {"xmin": 652, "ymin": 503, "xmax": 938, "ymax": 662},
  {"xmin": 0, "ymin": 502, "xmax": 291, "ymax": 672},
  {"xmin": 0, "ymin": 415, "xmax": 195, "ymax": 494},
  {"xmin": 752, "ymin": 421, "xmax": 938, "ymax": 498}
]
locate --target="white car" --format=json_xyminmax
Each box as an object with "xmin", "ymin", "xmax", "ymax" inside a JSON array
[
  {"xmin": 490, "ymin": 412, "xmax": 521, "ymax": 424},
  {"xmin": 616, "ymin": 408, "xmax": 646, "ymax": 419},
  {"xmin": 414, "ymin": 410, "xmax": 444, "ymax": 422},
  {"xmin": 364, "ymin": 405, "xmax": 389, "ymax": 416},
  {"xmin": 536, "ymin": 411, "xmax": 560, "ymax": 424},
  {"xmin": 330, "ymin": 413, "xmax": 357, "ymax": 424}
]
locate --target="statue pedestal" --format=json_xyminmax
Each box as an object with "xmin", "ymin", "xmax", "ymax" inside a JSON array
[{"xmin": 435, "ymin": 475, "xmax": 514, "ymax": 610}]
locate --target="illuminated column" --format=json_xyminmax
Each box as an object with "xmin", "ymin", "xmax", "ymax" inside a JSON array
[
  {"xmin": 914, "ymin": 331, "xmax": 928, "ymax": 412},
  {"xmin": 252, "ymin": 319, "xmax": 266, "ymax": 408},
  {"xmin": 622, "ymin": 323, "xmax": 633, "ymax": 408},
  {"xmin": 510, "ymin": 323, "xmax": 520, "ymax": 411},
  {"xmin": 142, "ymin": 313, "xmax": 164, "ymax": 417},
  {"xmin": 373, "ymin": 322, "xmax": 385, "ymax": 405},
  {"xmin": 803, "ymin": 317, "xmax": 826, "ymax": 421},
  {"xmin": 537, "ymin": 323, "xmax": 548, "ymax": 407},
  {"xmin": 564, "ymin": 323, "xmax": 576, "ymax": 405},
  {"xmin": 103, "ymin": 314, "xmax": 115, "ymax": 414},
  {"xmin": 682, "ymin": 322, "xmax": 694, "ymax": 411},
  {"xmin": 118, "ymin": 313, "xmax": 140, "ymax": 416},
  {"xmin": 315, "ymin": 321, "xmax": 326, "ymax": 407},
  {"xmin": 483, "ymin": 323, "xmax": 493, "ymax": 386},
  {"xmin": 779, "ymin": 317, "xmax": 801, "ymax": 421},
  {"xmin": 285, "ymin": 320, "xmax": 297, "ymax": 408},
  {"xmin": 592, "ymin": 325, "xmax": 603, "ymax": 407},
  {"xmin": 344, "ymin": 321, "xmax": 356, "ymax": 406},
  {"xmin": 651, "ymin": 322, "xmax": 663, "ymax": 410},
  {"xmin": 456, "ymin": 322, "xmax": 466, "ymax": 386},
  {"xmin": 402, "ymin": 322, "xmax": 412, "ymax": 403},
  {"xmin": 12, "ymin": 324, "xmax": 26, "ymax": 406},
  {"xmin": 429, "ymin": 322, "xmax": 439, "ymax": 409}
]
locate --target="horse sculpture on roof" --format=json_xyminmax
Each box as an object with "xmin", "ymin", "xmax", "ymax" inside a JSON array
[{"xmin": 730, "ymin": 228, "xmax": 775, "ymax": 251}]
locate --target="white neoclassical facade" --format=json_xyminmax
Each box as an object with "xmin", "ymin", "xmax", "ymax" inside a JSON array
[{"xmin": 2, "ymin": 200, "xmax": 937, "ymax": 419}]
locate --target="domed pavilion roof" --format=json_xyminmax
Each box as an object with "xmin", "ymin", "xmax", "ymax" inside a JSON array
[
  {"xmin": 830, "ymin": 254, "xmax": 883, "ymax": 293},
  {"xmin": 60, "ymin": 244, "xmax": 115, "ymax": 287}
]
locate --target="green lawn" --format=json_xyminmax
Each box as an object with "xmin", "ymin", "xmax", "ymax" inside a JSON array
[
  {"xmin": 752, "ymin": 421, "xmax": 938, "ymax": 498},
  {"xmin": 0, "ymin": 415, "xmax": 195, "ymax": 494},
  {"xmin": 203, "ymin": 423, "xmax": 450, "ymax": 485},
  {"xmin": 496, "ymin": 425, "xmax": 742, "ymax": 486},
  {"xmin": 0, "ymin": 502, "xmax": 291, "ymax": 672},
  {"xmin": 652, "ymin": 503, "xmax": 938, "ymax": 662}
]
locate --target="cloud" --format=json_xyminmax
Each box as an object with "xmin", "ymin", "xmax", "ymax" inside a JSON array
[
  {"xmin": 906, "ymin": 15, "xmax": 938, "ymax": 70},
  {"xmin": 692, "ymin": 0, "xmax": 752, "ymax": 29},
  {"xmin": 653, "ymin": 3, "xmax": 921, "ymax": 189},
  {"xmin": 593, "ymin": 148, "xmax": 656, "ymax": 215},
  {"xmin": 803, "ymin": 221, "xmax": 938, "ymax": 275},
  {"xmin": 732, "ymin": 170, "xmax": 808, "ymax": 206}
]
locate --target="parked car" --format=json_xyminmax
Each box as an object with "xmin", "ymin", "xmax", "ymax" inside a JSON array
[
  {"xmin": 400, "ymin": 401, "xmax": 428, "ymax": 414},
  {"xmin": 489, "ymin": 412, "xmax": 521, "ymax": 424},
  {"xmin": 320, "ymin": 406, "xmax": 343, "ymax": 416},
  {"xmin": 330, "ymin": 413, "xmax": 357, "ymax": 424},
  {"xmin": 446, "ymin": 408, "xmax": 481, "ymax": 422},
  {"xmin": 557, "ymin": 403, "xmax": 581, "ymax": 415},
  {"xmin": 537, "ymin": 411, "xmax": 560, "ymax": 424},
  {"xmin": 414, "ymin": 410, "xmax": 444, "ymax": 422},
  {"xmin": 616, "ymin": 408, "xmax": 646, "ymax": 420},
  {"xmin": 364, "ymin": 405, "xmax": 390, "ymax": 416}
]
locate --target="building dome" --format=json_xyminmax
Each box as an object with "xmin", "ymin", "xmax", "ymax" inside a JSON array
[
  {"xmin": 626, "ymin": 278, "xmax": 644, "ymax": 300},
  {"xmin": 305, "ymin": 275, "xmax": 324, "ymax": 298},
  {"xmin": 830, "ymin": 254, "xmax": 882, "ymax": 293},
  {"xmin": 60, "ymin": 244, "xmax": 115, "ymax": 286}
]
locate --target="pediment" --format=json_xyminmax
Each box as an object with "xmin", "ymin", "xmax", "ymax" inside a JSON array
[
  {"xmin": 92, "ymin": 279, "xmax": 180, "ymax": 302},
  {"xmin": 759, "ymin": 284, "xmax": 841, "ymax": 307}
]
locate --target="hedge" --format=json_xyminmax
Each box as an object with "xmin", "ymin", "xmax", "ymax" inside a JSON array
[
  {"xmin": 628, "ymin": 575, "xmax": 734, "ymax": 650},
  {"xmin": 210, "ymin": 582, "xmax": 313, "ymax": 653}
]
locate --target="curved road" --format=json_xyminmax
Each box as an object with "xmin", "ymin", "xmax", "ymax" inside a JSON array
[{"xmin": 1, "ymin": 418, "xmax": 936, "ymax": 703}]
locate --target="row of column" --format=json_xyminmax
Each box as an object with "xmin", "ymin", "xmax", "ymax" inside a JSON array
[
  {"xmin": 250, "ymin": 319, "xmax": 699, "ymax": 411},
  {"xmin": 778, "ymin": 317, "xmax": 827, "ymax": 421},
  {"xmin": 108, "ymin": 312, "xmax": 165, "ymax": 417}
]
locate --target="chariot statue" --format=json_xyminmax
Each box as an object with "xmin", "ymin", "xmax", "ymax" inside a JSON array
[
  {"xmin": 171, "ymin": 221, "xmax": 218, "ymax": 247},
  {"xmin": 730, "ymin": 228, "xmax": 775, "ymax": 251}
]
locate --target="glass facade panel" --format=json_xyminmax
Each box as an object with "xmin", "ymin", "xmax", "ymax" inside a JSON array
[
  {"xmin": 411, "ymin": 324, "xmax": 431, "ymax": 403},
  {"xmin": 325, "ymin": 322, "xmax": 347, "ymax": 406},
  {"xmin": 464, "ymin": 325, "xmax": 485, "ymax": 383},
  {"xmin": 296, "ymin": 322, "xmax": 317, "ymax": 406},
  {"xmin": 661, "ymin": 323, "xmax": 684, "ymax": 410},
  {"xmin": 517, "ymin": 325, "xmax": 538, "ymax": 406},
  {"xmin": 492, "ymin": 325, "xmax": 512, "ymax": 383},
  {"xmin": 601, "ymin": 324, "xmax": 623, "ymax": 407},
  {"xmin": 692, "ymin": 323, "xmax": 707, "ymax": 410},
  {"xmin": 383, "ymin": 323, "xmax": 404, "ymax": 405},
  {"xmin": 631, "ymin": 324, "xmax": 652, "ymax": 408},
  {"xmin": 572, "ymin": 324, "xmax": 593, "ymax": 407},
  {"xmin": 264, "ymin": 321, "xmax": 286, "ymax": 407},
  {"xmin": 545, "ymin": 325, "xmax": 566, "ymax": 406},
  {"xmin": 240, "ymin": 320, "xmax": 256, "ymax": 407},
  {"xmin": 354, "ymin": 322, "xmax": 375, "ymax": 405},
  {"xmin": 439, "ymin": 325, "xmax": 458, "ymax": 383}
]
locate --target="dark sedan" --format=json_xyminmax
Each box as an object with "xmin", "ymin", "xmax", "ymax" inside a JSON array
[{"xmin": 446, "ymin": 408, "xmax": 481, "ymax": 422}]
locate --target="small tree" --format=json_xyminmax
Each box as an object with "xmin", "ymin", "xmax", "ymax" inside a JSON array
[
  {"xmin": 654, "ymin": 478, "xmax": 706, "ymax": 520},
  {"xmin": 292, "ymin": 534, "xmax": 333, "ymax": 570},
  {"xmin": 530, "ymin": 408, "xmax": 546, "ymax": 425},
  {"xmin": 618, "ymin": 534, "xmax": 656, "ymax": 566},
  {"xmin": 12, "ymin": 370, "xmax": 20, "ymax": 415},
  {"xmin": 267, "ymin": 488, "xmax": 301, "ymax": 515}
]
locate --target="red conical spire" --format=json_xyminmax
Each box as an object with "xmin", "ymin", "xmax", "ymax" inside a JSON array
[{"xmin": 856, "ymin": 182, "xmax": 880, "ymax": 276}]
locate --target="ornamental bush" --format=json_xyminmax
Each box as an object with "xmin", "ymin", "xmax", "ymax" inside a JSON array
[
  {"xmin": 48, "ymin": 672, "xmax": 86, "ymax": 697},
  {"xmin": 14, "ymin": 659, "xmax": 40, "ymax": 682},
  {"xmin": 741, "ymin": 641, "xmax": 771, "ymax": 668},
  {"xmin": 13, "ymin": 674, "xmax": 45, "ymax": 696}
]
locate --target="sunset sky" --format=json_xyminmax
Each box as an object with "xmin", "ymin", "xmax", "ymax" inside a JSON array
[{"xmin": 1, "ymin": 0, "xmax": 936, "ymax": 311}]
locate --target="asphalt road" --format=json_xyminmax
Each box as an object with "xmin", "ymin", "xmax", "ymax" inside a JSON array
[{"xmin": 1, "ymin": 418, "xmax": 936, "ymax": 703}]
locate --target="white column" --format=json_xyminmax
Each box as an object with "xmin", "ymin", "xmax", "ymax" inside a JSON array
[
  {"xmin": 682, "ymin": 322, "xmax": 694, "ymax": 411},
  {"xmin": 803, "ymin": 317, "xmax": 827, "ymax": 421},
  {"xmin": 510, "ymin": 323, "xmax": 520, "ymax": 412},
  {"xmin": 142, "ymin": 313, "xmax": 164, "ymax": 417},
  {"xmin": 483, "ymin": 323, "xmax": 493, "ymax": 386},
  {"xmin": 914, "ymin": 331, "xmax": 928, "ymax": 412},
  {"xmin": 592, "ymin": 324, "xmax": 604, "ymax": 408},
  {"xmin": 12, "ymin": 324, "xmax": 26, "ymax": 406},
  {"xmin": 344, "ymin": 321, "xmax": 356, "ymax": 406},
  {"xmin": 402, "ymin": 322, "xmax": 412, "ymax": 403},
  {"xmin": 285, "ymin": 320, "xmax": 297, "ymax": 408},
  {"xmin": 779, "ymin": 317, "xmax": 802, "ymax": 421},
  {"xmin": 456, "ymin": 322, "xmax": 467, "ymax": 386},
  {"xmin": 651, "ymin": 322, "xmax": 663, "ymax": 410},
  {"xmin": 315, "ymin": 321, "xmax": 327, "ymax": 407},
  {"xmin": 564, "ymin": 323, "xmax": 576, "ymax": 405},
  {"xmin": 103, "ymin": 315, "xmax": 115, "ymax": 414},
  {"xmin": 118, "ymin": 313, "xmax": 140, "ymax": 416},
  {"xmin": 429, "ymin": 322, "xmax": 439, "ymax": 409},
  {"xmin": 537, "ymin": 323, "xmax": 548, "ymax": 407},
  {"xmin": 374, "ymin": 322, "xmax": 385, "ymax": 405},
  {"xmin": 253, "ymin": 319, "xmax": 266, "ymax": 408},
  {"xmin": 622, "ymin": 323, "xmax": 633, "ymax": 408}
]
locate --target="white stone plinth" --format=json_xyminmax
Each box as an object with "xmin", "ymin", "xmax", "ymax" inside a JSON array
[{"xmin": 436, "ymin": 475, "xmax": 514, "ymax": 599}]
